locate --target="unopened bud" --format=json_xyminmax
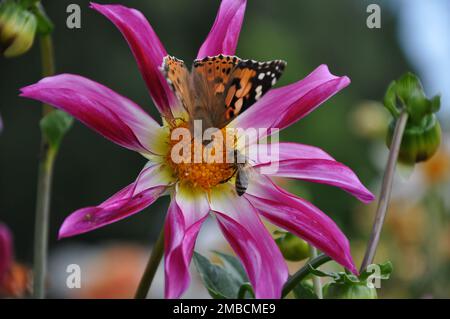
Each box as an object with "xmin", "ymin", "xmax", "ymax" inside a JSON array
[
  {"xmin": 275, "ymin": 232, "xmax": 310, "ymax": 262},
  {"xmin": 387, "ymin": 114, "xmax": 441, "ymax": 164},
  {"xmin": 384, "ymin": 72, "xmax": 442, "ymax": 164},
  {"xmin": 0, "ymin": 1, "xmax": 37, "ymax": 58},
  {"xmin": 323, "ymin": 281, "xmax": 378, "ymax": 299}
]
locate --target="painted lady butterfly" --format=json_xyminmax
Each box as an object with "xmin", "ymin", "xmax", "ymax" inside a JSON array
[{"xmin": 161, "ymin": 54, "xmax": 286, "ymax": 130}]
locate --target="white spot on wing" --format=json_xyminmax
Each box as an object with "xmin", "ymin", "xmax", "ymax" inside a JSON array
[{"xmin": 255, "ymin": 85, "xmax": 263, "ymax": 100}]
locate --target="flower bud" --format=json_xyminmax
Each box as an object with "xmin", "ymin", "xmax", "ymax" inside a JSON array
[
  {"xmin": 275, "ymin": 232, "xmax": 310, "ymax": 261},
  {"xmin": 311, "ymin": 262, "xmax": 391, "ymax": 299},
  {"xmin": 0, "ymin": 1, "xmax": 37, "ymax": 58},
  {"xmin": 387, "ymin": 114, "xmax": 441, "ymax": 164},
  {"xmin": 384, "ymin": 72, "xmax": 442, "ymax": 164},
  {"xmin": 323, "ymin": 281, "xmax": 377, "ymax": 299}
]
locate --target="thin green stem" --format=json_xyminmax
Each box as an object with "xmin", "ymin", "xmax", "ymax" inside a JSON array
[
  {"xmin": 308, "ymin": 245, "xmax": 323, "ymax": 299},
  {"xmin": 360, "ymin": 110, "xmax": 409, "ymax": 272},
  {"xmin": 32, "ymin": 33, "xmax": 55, "ymax": 299},
  {"xmin": 282, "ymin": 254, "xmax": 331, "ymax": 298},
  {"xmin": 134, "ymin": 228, "xmax": 165, "ymax": 299},
  {"xmin": 39, "ymin": 34, "xmax": 54, "ymax": 115}
]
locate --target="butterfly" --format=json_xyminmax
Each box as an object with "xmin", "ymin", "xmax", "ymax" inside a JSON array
[{"xmin": 161, "ymin": 54, "xmax": 286, "ymax": 131}]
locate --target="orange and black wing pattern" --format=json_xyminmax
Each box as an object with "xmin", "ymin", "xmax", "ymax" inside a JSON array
[
  {"xmin": 192, "ymin": 54, "xmax": 241, "ymax": 97},
  {"xmin": 161, "ymin": 55, "xmax": 193, "ymax": 111},
  {"xmin": 223, "ymin": 59, "xmax": 286, "ymax": 121},
  {"xmin": 164, "ymin": 54, "xmax": 286, "ymax": 128},
  {"xmin": 193, "ymin": 55, "xmax": 286, "ymax": 124}
]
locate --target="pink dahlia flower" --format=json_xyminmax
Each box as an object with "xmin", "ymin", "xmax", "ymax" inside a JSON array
[{"xmin": 20, "ymin": 1, "xmax": 374, "ymax": 298}]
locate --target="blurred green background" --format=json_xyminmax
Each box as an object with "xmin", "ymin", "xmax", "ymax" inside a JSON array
[{"xmin": 1, "ymin": 0, "xmax": 449, "ymax": 298}]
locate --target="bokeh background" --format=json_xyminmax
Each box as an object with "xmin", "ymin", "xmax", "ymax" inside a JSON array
[{"xmin": 1, "ymin": 0, "xmax": 449, "ymax": 298}]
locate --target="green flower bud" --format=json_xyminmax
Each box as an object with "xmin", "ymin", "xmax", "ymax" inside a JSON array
[
  {"xmin": 387, "ymin": 114, "xmax": 441, "ymax": 164},
  {"xmin": 0, "ymin": 0, "xmax": 37, "ymax": 58},
  {"xmin": 275, "ymin": 232, "xmax": 310, "ymax": 261},
  {"xmin": 384, "ymin": 72, "xmax": 442, "ymax": 164},
  {"xmin": 310, "ymin": 261, "xmax": 392, "ymax": 299},
  {"xmin": 323, "ymin": 281, "xmax": 377, "ymax": 299}
]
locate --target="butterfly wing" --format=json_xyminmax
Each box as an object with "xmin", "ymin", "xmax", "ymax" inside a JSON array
[
  {"xmin": 223, "ymin": 59, "xmax": 286, "ymax": 122},
  {"xmin": 192, "ymin": 55, "xmax": 286, "ymax": 128},
  {"xmin": 164, "ymin": 54, "xmax": 287, "ymax": 130},
  {"xmin": 161, "ymin": 55, "xmax": 193, "ymax": 115},
  {"xmin": 192, "ymin": 55, "xmax": 240, "ymax": 96},
  {"xmin": 191, "ymin": 55, "xmax": 241, "ymax": 129}
]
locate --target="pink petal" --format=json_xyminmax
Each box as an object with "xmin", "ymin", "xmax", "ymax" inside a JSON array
[
  {"xmin": 230, "ymin": 65, "xmax": 350, "ymax": 140},
  {"xmin": 250, "ymin": 142, "xmax": 374, "ymax": 203},
  {"xmin": 20, "ymin": 74, "xmax": 168, "ymax": 155},
  {"xmin": 58, "ymin": 163, "xmax": 173, "ymax": 239},
  {"xmin": 245, "ymin": 175, "xmax": 358, "ymax": 274},
  {"xmin": 255, "ymin": 158, "xmax": 374, "ymax": 203},
  {"xmin": 164, "ymin": 185, "xmax": 210, "ymax": 299},
  {"xmin": 248, "ymin": 142, "xmax": 335, "ymax": 165},
  {"xmin": 210, "ymin": 185, "xmax": 288, "ymax": 299},
  {"xmin": 91, "ymin": 3, "xmax": 177, "ymax": 115},
  {"xmin": 0, "ymin": 224, "xmax": 13, "ymax": 285},
  {"xmin": 197, "ymin": 0, "xmax": 247, "ymax": 58}
]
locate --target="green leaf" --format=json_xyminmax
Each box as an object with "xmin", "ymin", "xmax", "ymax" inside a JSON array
[
  {"xmin": 309, "ymin": 261, "xmax": 393, "ymax": 288},
  {"xmin": 307, "ymin": 265, "xmax": 338, "ymax": 279},
  {"xmin": 360, "ymin": 261, "xmax": 393, "ymax": 281},
  {"xmin": 293, "ymin": 281, "xmax": 318, "ymax": 299},
  {"xmin": 378, "ymin": 261, "xmax": 393, "ymax": 279},
  {"xmin": 339, "ymin": 273, "xmax": 360, "ymax": 285},
  {"xmin": 430, "ymin": 94, "xmax": 441, "ymax": 113},
  {"xmin": 237, "ymin": 282, "xmax": 255, "ymax": 299},
  {"xmin": 383, "ymin": 81, "xmax": 401, "ymax": 117},
  {"xmin": 40, "ymin": 110, "xmax": 73, "ymax": 151},
  {"xmin": 213, "ymin": 251, "xmax": 248, "ymax": 282},
  {"xmin": 193, "ymin": 252, "xmax": 244, "ymax": 299},
  {"xmin": 308, "ymin": 261, "xmax": 392, "ymax": 299}
]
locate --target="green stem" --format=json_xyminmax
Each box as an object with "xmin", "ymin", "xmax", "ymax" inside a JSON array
[
  {"xmin": 282, "ymin": 254, "xmax": 331, "ymax": 298},
  {"xmin": 360, "ymin": 110, "xmax": 409, "ymax": 272},
  {"xmin": 308, "ymin": 246, "xmax": 323, "ymax": 299},
  {"xmin": 32, "ymin": 33, "xmax": 55, "ymax": 299},
  {"xmin": 134, "ymin": 228, "xmax": 165, "ymax": 299},
  {"xmin": 39, "ymin": 34, "xmax": 54, "ymax": 115}
]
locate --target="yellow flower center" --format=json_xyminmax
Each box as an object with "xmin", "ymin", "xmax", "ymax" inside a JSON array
[{"xmin": 166, "ymin": 122, "xmax": 236, "ymax": 190}]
